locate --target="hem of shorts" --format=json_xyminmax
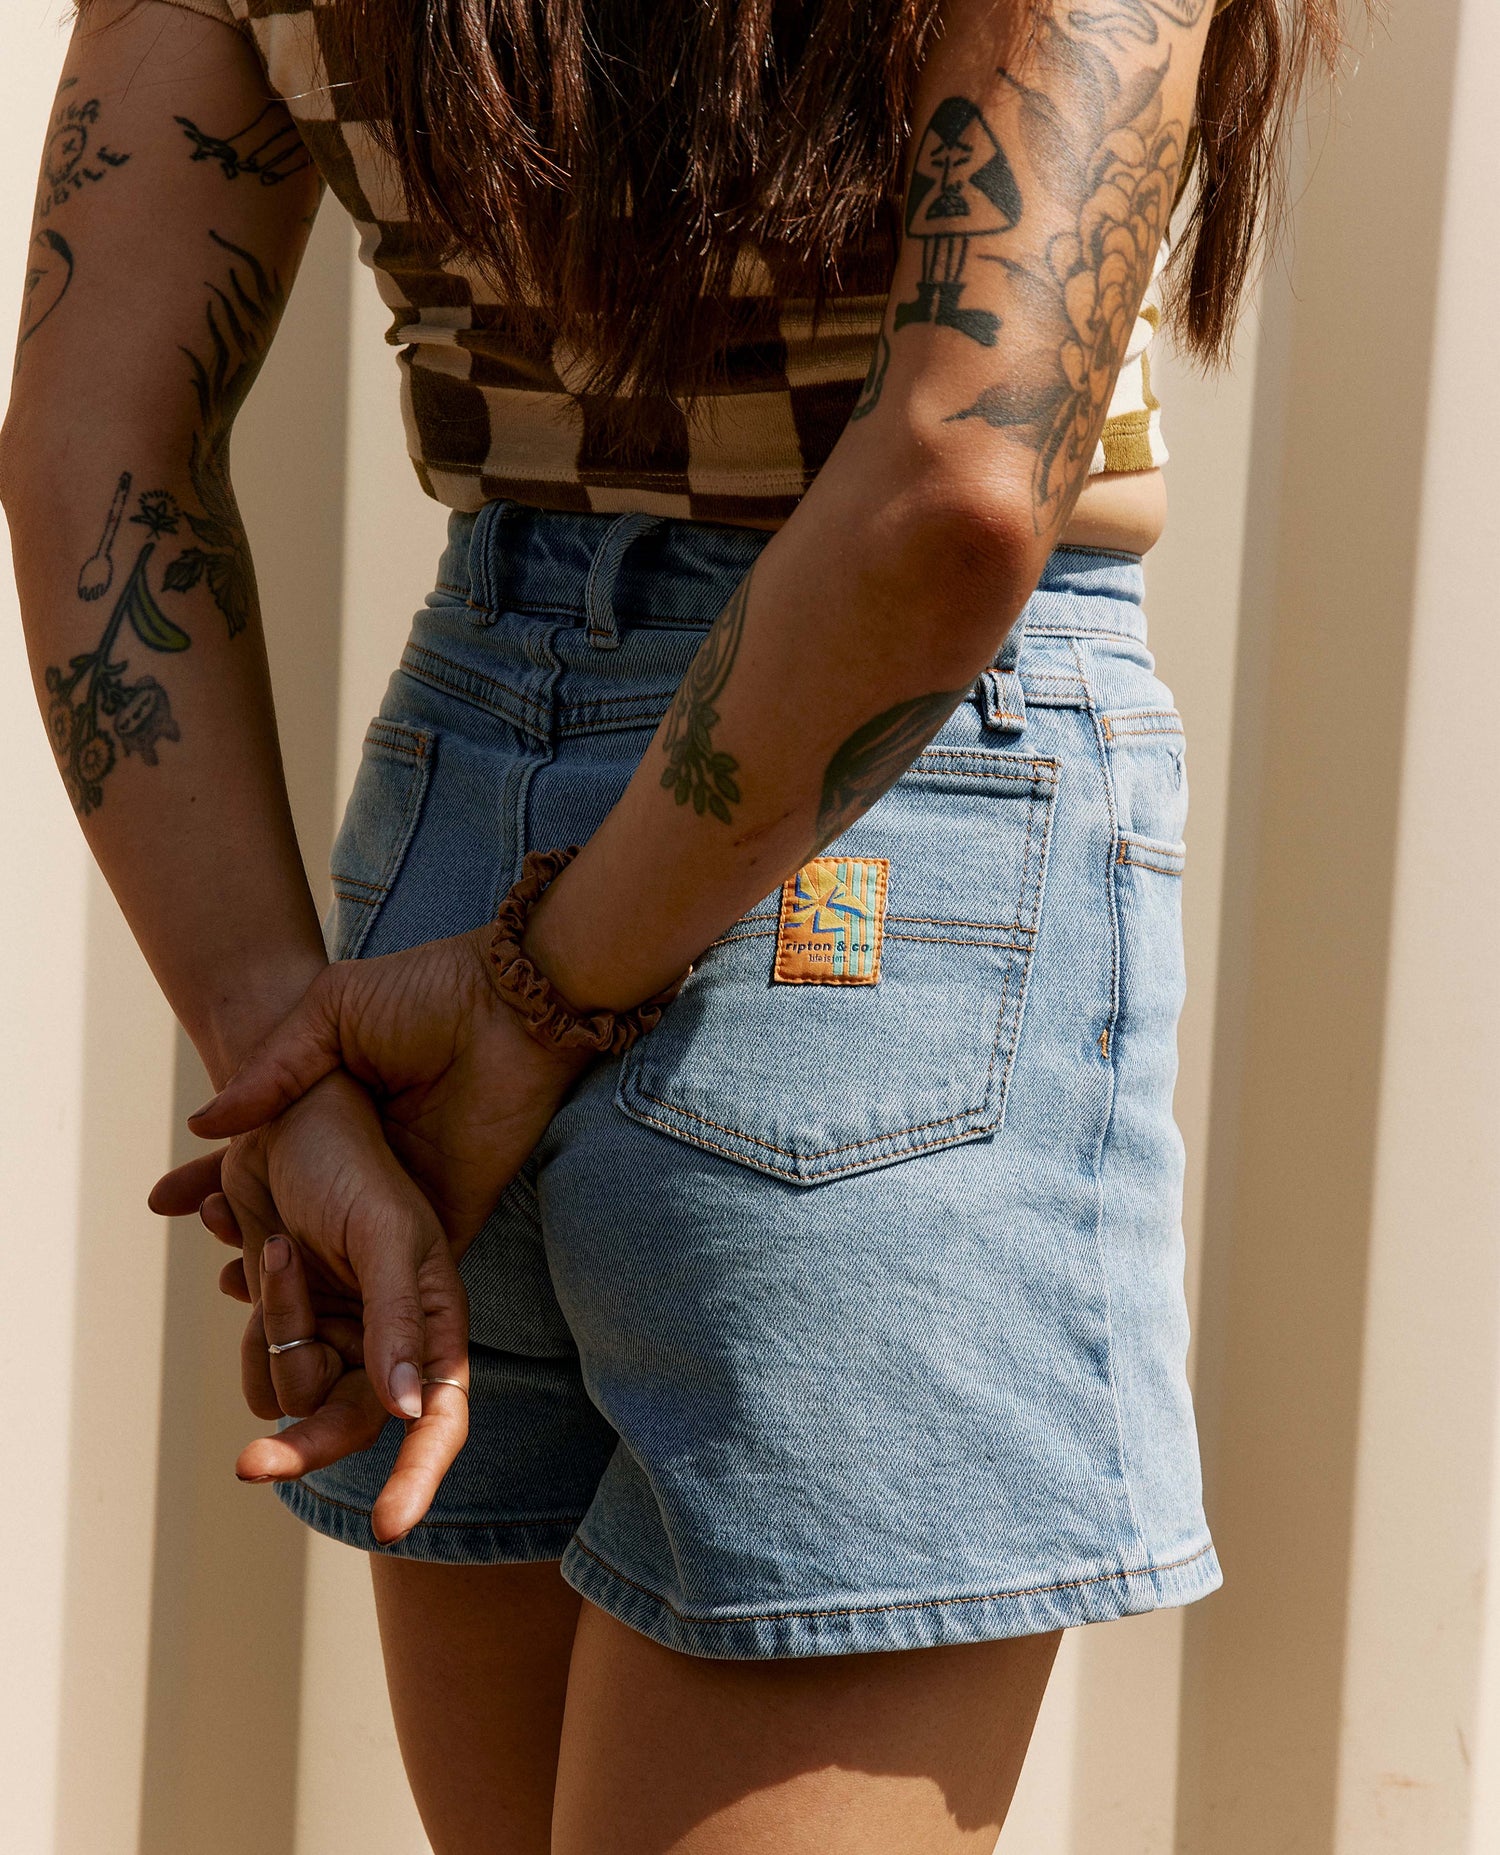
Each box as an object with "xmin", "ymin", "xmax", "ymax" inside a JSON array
[
  {"xmin": 274, "ymin": 1478, "xmax": 583, "ymax": 1565},
  {"xmin": 558, "ymin": 1535, "xmax": 1223, "ymax": 1660}
]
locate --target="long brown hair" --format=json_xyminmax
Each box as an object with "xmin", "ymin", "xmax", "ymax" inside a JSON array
[{"xmin": 342, "ymin": 2, "xmax": 1357, "ymax": 401}]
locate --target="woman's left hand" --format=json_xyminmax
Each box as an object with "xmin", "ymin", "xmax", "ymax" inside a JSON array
[{"xmin": 157, "ymin": 926, "xmax": 594, "ymax": 1263}]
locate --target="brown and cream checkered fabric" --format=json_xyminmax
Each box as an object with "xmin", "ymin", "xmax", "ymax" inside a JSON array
[{"xmin": 165, "ymin": 0, "xmax": 1169, "ymax": 524}]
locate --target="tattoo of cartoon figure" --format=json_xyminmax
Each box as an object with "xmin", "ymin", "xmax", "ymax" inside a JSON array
[{"xmin": 893, "ymin": 98, "xmax": 1023, "ymax": 348}]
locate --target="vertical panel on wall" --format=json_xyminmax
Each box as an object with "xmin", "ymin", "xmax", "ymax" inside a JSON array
[{"xmin": 1174, "ymin": 3, "xmax": 1469, "ymax": 1851}]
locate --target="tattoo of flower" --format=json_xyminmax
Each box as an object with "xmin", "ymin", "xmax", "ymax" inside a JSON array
[
  {"xmin": 659, "ymin": 574, "xmax": 751, "ymax": 824},
  {"xmin": 43, "ymin": 479, "xmax": 190, "ymax": 815},
  {"xmin": 944, "ymin": 35, "xmax": 1185, "ymax": 534}
]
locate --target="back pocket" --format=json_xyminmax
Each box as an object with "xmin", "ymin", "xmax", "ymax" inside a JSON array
[
  {"xmin": 326, "ymin": 718, "xmax": 434, "ymax": 961},
  {"xmin": 615, "ymin": 746, "xmax": 1060, "ymax": 1185}
]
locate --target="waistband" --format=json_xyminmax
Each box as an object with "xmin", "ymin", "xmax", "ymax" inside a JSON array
[{"xmin": 437, "ymin": 499, "xmax": 1147, "ymax": 644}]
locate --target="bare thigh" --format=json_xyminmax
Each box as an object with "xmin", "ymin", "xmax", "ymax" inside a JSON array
[
  {"xmin": 370, "ymin": 1557, "xmax": 582, "ymax": 1855},
  {"xmin": 552, "ymin": 1600, "xmax": 1061, "ymax": 1855}
]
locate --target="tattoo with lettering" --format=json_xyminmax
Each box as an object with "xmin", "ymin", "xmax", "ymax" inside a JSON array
[
  {"xmin": 813, "ymin": 688, "xmax": 967, "ymax": 852},
  {"xmin": 169, "ymin": 232, "xmax": 286, "ymax": 637},
  {"xmin": 659, "ymin": 573, "xmax": 751, "ymax": 824},
  {"xmin": 45, "ymin": 478, "xmax": 190, "ymax": 814},
  {"xmin": 177, "ymin": 107, "xmax": 313, "ymax": 186},
  {"xmin": 36, "ymin": 80, "xmax": 129, "ymax": 218}
]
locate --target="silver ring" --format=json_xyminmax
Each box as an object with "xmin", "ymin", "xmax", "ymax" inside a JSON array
[
  {"xmin": 266, "ymin": 1336, "xmax": 319, "ymax": 1356},
  {"xmin": 421, "ymin": 1376, "xmax": 469, "ymax": 1399}
]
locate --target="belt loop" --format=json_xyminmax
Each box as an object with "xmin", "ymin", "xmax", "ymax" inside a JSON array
[
  {"xmin": 584, "ymin": 510, "xmax": 667, "ymax": 650},
  {"xmin": 467, "ymin": 497, "xmax": 525, "ymax": 626},
  {"xmin": 980, "ymin": 612, "xmax": 1028, "ymax": 736}
]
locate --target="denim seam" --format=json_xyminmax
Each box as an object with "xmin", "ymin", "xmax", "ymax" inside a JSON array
[
  {"xmin": 400, "ymin": 643, "xmax": 551, "ymax": 727},
  {"xmin": 567, "ymin": 1535, "xmax": 1217, "ymax": 1628},
  {"xmin": 1071, "ymin": 637, "xmax": 1153, "ymax": 1577},
  {"xmin": 339, "ymin": 726, "xmax": 434, "ymax": 962},
  {"xmin": 288, "ymin": 1478, "xmax": 588, "ymax": 1533}
]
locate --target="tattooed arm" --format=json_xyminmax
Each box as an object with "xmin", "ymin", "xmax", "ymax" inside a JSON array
[
  {"xmin": 1, "ymin": 0, "xmax": 329, "ymax": 1082},
  {"xmin": 521, "ymin": 0, "xmax": 1216, "ymax": 1008}
]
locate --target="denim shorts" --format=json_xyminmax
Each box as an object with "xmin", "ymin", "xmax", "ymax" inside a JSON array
[{"xmin": 276, "ymin": 497, "xmax": 1223, "ymax": 1658}]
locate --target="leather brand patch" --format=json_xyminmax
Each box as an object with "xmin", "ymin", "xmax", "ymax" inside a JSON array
[{"xmin": 773, "ymin": 856, "xmax": 888, "ymax": 985}]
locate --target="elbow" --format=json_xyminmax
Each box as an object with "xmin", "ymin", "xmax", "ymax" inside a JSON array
[{"xmin": 870, "ymin": 469, "xmax": 1049, "ymax": 678}]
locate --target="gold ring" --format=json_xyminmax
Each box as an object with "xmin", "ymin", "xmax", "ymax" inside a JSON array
[{"xmin": 420, "ymin": 1376, "xmax": 469, "ymax": 1399}]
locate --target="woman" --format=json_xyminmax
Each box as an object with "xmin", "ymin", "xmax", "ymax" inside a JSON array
[{"xmin": 4, "ymin": 0, "xmax": 1352, "ymax": 1847}]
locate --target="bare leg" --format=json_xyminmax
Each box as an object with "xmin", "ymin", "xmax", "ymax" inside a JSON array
[
  {"xmin": 370, "ymin": 1557, "xmax": 582, "ymax": 1855},
  {"xmin": 552, "ymin": 1600, "xmax": 1061, "ymax": 1854}
]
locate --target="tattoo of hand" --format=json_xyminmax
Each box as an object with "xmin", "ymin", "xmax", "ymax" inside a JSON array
[
  {"xmin": 177, "ymin": 107, "xmax": 313, "ymax": 186},
  {"xmin": 659, "ymin": 574, "xmax": 751, "ymax": 824},
  {"xmin": 814, "ymin": 687, "xmax": 967, "ymax": 852}
]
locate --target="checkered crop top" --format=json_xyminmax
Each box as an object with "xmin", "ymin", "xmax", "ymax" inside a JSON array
[{"xmin": 162, "ymin": 0, "xmax": 1171, "ymax": 526}]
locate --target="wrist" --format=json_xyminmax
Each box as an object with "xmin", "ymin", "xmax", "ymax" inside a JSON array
[
  {"xmin": 192, "ymin": 950, "xmax": 330, "ymax": 1088},
  {"xmin": 492, "ymin": 848, "xmax": 689, "ymax": 1053}
]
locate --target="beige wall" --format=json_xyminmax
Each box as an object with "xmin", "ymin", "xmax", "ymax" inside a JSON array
[{"xmin": 3, "ymin": 1, "xmax": 1497, "ymax": 1848}]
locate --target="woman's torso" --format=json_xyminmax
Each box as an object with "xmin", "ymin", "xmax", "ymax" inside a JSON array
[{"xmin": 190, "ymin": 0, "xmax": 1170, "ymax": 554}]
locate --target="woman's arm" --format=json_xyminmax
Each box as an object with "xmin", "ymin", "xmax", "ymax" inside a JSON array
[
  {"xmin": 4, "ymin": 5, "xmax": 477, "ymax": 1487},
  {"xmin": 1, "ymin": 0, "xmax": 328, "ymax": 1086},
  {"xmin": 524, "ymin": 0, "xmax": 1216, "ymax": 1009}
]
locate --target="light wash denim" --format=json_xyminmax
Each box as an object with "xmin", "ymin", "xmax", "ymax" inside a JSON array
[{"xmin": 276, "ymin": 498, "xmax": 1222, "ymax": 1658}]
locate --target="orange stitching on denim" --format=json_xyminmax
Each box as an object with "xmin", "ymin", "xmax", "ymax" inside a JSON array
[
  {"xmin": 366, "ymin": 719, "xmax": 429, "ymax": 761},
  {"xmin": 567, "ymin": 1536, "xmax": 1218, "ymax": 1627},
  {"xmin": 401, "ymin": 643, "xmax": 550, "ymax": 723},
  {"xmin": 626, "ymin": 1091, "xmax": 988, "ymax": 1161}
]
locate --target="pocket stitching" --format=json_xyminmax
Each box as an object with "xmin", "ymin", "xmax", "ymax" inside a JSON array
[
  {"xmin": 330, "ymin": 721, "xmax": 435, "ymax": 961},
  {"xmin": 616, "ymin": 758, "xmax": 1058, "ymax": 1181}
]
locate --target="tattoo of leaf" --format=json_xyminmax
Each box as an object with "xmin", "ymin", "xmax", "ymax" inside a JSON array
[
  {"xmin": 659, "ymin": 574, "xmax": 752, "ymax": 824},
  {"xmin": 813, "ymin": 687, "xmax": 967, "ymax": 852},
  {"xmin": 176, "ymin": 231, "xmax": 286, "ymax": 636}
]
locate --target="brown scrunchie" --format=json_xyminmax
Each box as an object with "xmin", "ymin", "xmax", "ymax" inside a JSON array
[{"xmin": 487, "ymin": 845, "xmax": 691, "ymax": 1056}]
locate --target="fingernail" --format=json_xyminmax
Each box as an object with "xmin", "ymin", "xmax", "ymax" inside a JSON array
[
  {"xmin": 391, "ymin": 1361, "xmax": 423, "ymax": 1420},
  {"xmin": 188, "ymin": 1095, "xmax": 219, "ymax": 1121},
  {"xmin": 263, "ymin": 1236, "xmax": 289, "ymax": 1273},
  {"xmin": 237, "ymin": 1473, "xmax": 273, "ymax": 1484}
]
